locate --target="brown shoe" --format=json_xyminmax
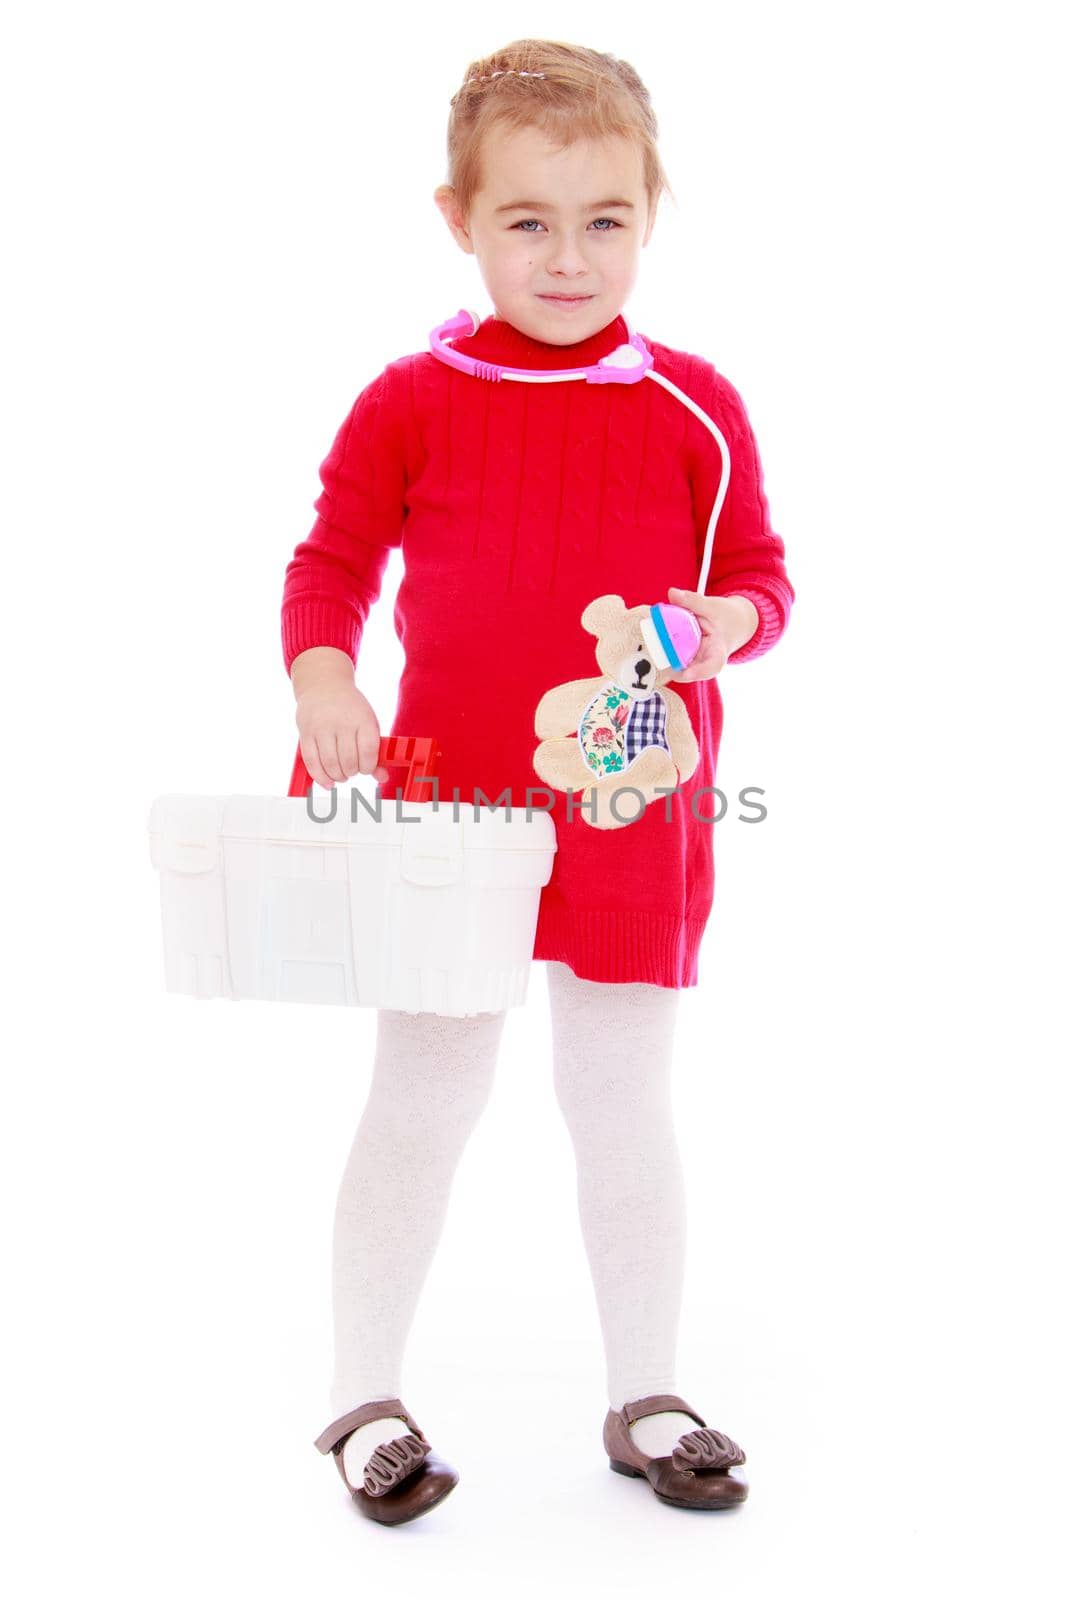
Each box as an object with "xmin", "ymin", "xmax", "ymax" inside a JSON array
[
  {"xmin": 313, "ymin": 1397, "xmax": 458, "ymax": 1525},
  {"xmin": 603, "ymin": 1392, "xmax": 748, "ymax": 1510}
]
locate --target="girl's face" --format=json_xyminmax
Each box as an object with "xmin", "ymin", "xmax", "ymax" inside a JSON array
[{"xmin": 435, "ymin": 122, "xmax": 656, "ymax": 346}]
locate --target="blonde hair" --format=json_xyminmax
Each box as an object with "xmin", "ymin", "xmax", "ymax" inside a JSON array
[{"xmin": 444, "ymin": 38, "xmax": 675, "ymax": 223}]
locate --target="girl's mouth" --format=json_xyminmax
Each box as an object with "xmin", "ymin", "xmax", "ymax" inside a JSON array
[{"xmin": 538, "ymin": 294, "xmax": 594, "ymax": 310}]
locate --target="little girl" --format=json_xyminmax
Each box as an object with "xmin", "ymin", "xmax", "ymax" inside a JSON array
[{"xmin": 281, "ymin": 38, "xmax": 794, "ymax": 1525}]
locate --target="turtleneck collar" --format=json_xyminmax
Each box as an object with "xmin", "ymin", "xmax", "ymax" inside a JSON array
[{"xmin": 453, "ymin": 310, "xmax": 632, "ymax": 371}]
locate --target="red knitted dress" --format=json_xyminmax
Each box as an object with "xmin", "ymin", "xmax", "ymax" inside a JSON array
[{"xmin": 281, "ymin": 313, "xmax": 795, "ymax": 988}]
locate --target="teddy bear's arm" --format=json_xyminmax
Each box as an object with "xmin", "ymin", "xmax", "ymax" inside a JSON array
[
  {"xmin": 662, "ymin": 688, "xmax": 700, "ymax": 784},
  {"xmin": 534, "ymin": 677, "xmax": 604, "ymax": 739}
]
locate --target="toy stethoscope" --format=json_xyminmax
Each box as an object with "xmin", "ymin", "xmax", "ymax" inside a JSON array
[{"xmin": 429, "ymin": 308, "xmax": 731, "ymax": 673}]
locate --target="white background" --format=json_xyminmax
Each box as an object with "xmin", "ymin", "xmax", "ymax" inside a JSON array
[{"xmin": 3, "ymin": 1, "xmax": 1063, "ymax": 1594}]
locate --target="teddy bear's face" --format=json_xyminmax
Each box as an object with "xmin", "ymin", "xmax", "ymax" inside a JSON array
[
  {"xmin": 581, "ymin": 595, "xmax": 670, "ymax": 699},
  {"xmin": 603, "ymin": 640, "xmax": 662, "ymax": 699}
]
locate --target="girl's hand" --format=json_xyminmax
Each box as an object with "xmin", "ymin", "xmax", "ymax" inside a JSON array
[
  {"xmin": 665, "ymin": 589, "xmax": 760, "ymax": 683},
  {"xmin": 291, "ymin": 649, "xmax": 389, "ymax": 788}
]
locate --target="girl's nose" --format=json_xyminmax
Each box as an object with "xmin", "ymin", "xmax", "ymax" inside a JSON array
[{"xmin": 546, "ymin": 235, "xmax": 590, "ymax": 274}]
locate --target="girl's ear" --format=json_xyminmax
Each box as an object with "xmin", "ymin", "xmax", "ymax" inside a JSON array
[{"xmin": 434, "ymin": 186, "xmax": 474, "ymax": 254}]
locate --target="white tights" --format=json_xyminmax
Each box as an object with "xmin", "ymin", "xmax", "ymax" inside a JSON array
[{"xmin": 331, "ymin": 961, "xmax": 694, "ymax": 1481}]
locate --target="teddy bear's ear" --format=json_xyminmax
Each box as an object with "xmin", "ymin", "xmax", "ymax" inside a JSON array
[{"xmin": 580, "ymin": 594, "xmax": 627, "ymax": 636}]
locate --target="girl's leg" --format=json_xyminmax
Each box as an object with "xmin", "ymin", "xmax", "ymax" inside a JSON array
[
  {"xmin": 329, "ymin": 1005, "xmax": 505, "ymax": 1482},
  {"xmin": 546, "ymin": 960, "xmax": 700, "ymax": 1459}
]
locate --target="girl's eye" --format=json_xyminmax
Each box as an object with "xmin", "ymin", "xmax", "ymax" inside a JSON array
[{"xmin": 512, "ymin": 217, "xmax": 620, "ymax": 233}]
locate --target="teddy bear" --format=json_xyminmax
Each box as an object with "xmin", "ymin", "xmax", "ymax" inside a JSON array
[{"xmin": 532, "ymin": 594, "xmax": 700, "ymax": 830}]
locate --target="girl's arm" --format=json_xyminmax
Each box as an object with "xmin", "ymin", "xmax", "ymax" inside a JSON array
[
  {"xmin": 683, "ymin": 361, "xmax": 796, "ymax": 667},
  {"xmin": 280, "ymin": 363, "xmax": 410, "ymax": 679}
]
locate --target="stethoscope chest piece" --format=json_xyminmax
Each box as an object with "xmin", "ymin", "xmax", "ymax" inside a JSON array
[{"xmin": 642, "ymin": 603, "xmax": 702, "ymax": 671}]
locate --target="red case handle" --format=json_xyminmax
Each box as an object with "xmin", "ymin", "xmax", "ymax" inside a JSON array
[{"xmin": 288, "ymin": 736, "xmax": 441, "ymax": 802}]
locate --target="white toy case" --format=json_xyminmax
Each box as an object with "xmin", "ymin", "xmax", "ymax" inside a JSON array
[{"xmin": 148, "ymin": 736, "xmax": 557, "ymax": 1017}]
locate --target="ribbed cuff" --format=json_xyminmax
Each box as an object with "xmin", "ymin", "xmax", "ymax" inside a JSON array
[
  {"xmin": 720, "ymin": 584, "xmax": 789, "ymax": 664},
  {"xmin": 281, "ymin": 599, "xmax": 362, "ymax": 676},
  {"xmin": 533, "ymin": 901, "xmax": 710, "ymax": 988}
]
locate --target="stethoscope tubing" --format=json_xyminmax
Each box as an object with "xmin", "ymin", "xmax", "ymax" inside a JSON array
[{"xmin": 429, "ymin": 311, "xmax": 729, "ymax": 596}]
